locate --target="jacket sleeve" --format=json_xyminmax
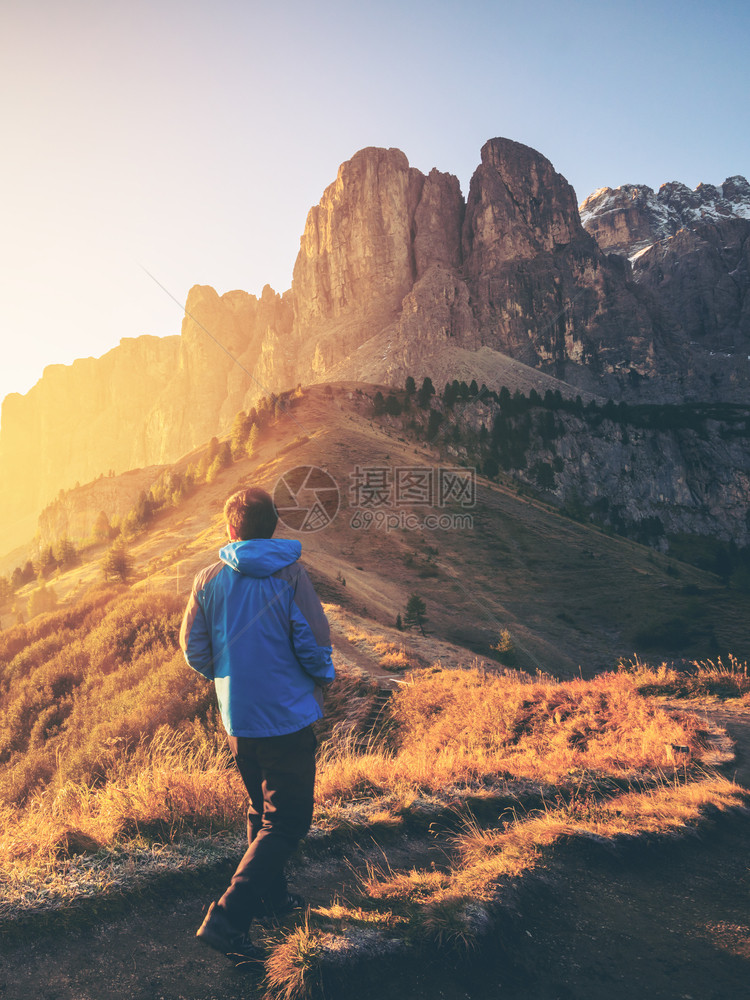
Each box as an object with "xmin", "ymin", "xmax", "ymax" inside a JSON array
[
  {"xmin": 180, "ymin": 586, "xmax": 215, "ymax": 680},
  {"xmin": 289, "ymin": 566, "xmax": 335, "ymax": 685}
]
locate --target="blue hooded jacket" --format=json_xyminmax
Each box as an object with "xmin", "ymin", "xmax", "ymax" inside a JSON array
[{"xmin": 180, "ymin": 538, "xmax": 335, "ymax": 737}]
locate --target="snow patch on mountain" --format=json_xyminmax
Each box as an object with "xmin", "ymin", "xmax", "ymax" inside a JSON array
[{"xmin": 579, "ymin": 175, "xmax": 750, "ymax": 255}]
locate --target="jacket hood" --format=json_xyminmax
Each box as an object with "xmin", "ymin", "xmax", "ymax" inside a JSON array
[{"xmin": 219, "ymin": 539, "xmax": 301, "ymax": 578}]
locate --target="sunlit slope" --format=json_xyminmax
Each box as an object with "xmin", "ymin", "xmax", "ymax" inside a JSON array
[{"xmin": 44, "ymin": 382, "xmax": 744, "ymax": 674}]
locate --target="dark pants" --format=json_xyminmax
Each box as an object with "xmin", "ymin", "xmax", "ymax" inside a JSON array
[{"xmin": 217, "ymin": 725, "xmax": 317, "ymax": 928}]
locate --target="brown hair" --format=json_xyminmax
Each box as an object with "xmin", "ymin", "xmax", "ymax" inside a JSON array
[{"xmin": 224, "ymin": 488, "xmax": 278, "ymax": 540}]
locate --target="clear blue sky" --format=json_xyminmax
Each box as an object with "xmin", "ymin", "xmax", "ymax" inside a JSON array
[{"xmin": 1, "ymin": 0, "xmax": 748, "ymax": 418}]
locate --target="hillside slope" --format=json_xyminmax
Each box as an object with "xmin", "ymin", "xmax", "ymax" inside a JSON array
[
  {"xmin": 2, "ymin": 384, "xmax": 750, "ymax": 998},
  {"xmin": 6, "ymin": 383, "xmax": 748, "ymax": 668}
]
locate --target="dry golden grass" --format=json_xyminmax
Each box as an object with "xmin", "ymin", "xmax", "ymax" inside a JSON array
[
  {"xmin": 1, "ymin": 594, "xmax": 743, "ymax": 995},
  {"xmin": 312, "ymin": 664, "xmax": 382, "ymax": 742},
  {"xmin": 373, "ymin": 641, "xmax": 414, "ymax": 672},
  {"xmin": 315, "ymin": 667, "xmax": 710, "ymax": 813},
  {"xmin": 0, "ymin": 729, "xmax": 243, "ymax": 890},
  {"xmin": 339, "ymin": 616, "xmax": 426, "ymax": 672},
  {"xmin": 264, "ymin": 917, "xmax": 325, "ymax": 1000},
  {"xmin": 263, "ymin": 664, "xmax": 744, "ymax": 992},
  {"xmin": 0, "ymin": 607, "xmax": 381, "ymax": 914},
  {"xmin": 390, "ymin": 667, "xmax": 707, "ymax": 775},
  {"xmin": 620, "ymin": 654, "xmax": 750, "ymax": 700},
  {"xmin": 344, "ymin": 626, "xmax": 373, "ymax": 644},
  {"xmin": 0, "ymin": 586, "xmax": 217, "ymax": 807},
  {"xmin": 263, "ymin": 774, "xmax": 748, "ymax": 992},
  {"xmin": 453, "ymin": 777, "xmax": 746, "ymax": 870},
  {"xmin": 0, "ymin": 728, "xmax": 247, "ymax": 922}
]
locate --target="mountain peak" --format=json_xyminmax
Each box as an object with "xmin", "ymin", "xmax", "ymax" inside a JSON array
[{"xmin": 581, "ymin": 173, "xmax": 750, "ymax": 256}]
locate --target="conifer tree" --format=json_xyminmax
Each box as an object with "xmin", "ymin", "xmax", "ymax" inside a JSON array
[
  {"xmin": 206, "ymin": 441, "xmax": 232, "ymax": 483},
  {"xmin": 27, "ymin": 581, "xmax": 58, "ymax": 619},
  {"xmin": 103, "ymin": 543, "xmax": 132, "ymax": 583},
  {"xmin": 38, "ymin": 545, "xmax": 57, "ymax": 578},
  {"xmin": 444, "ymin": 382, "xmax": 458, "ymax": 408},
  {"xmin": 54, "ymin": 538, "xmax": 77, "ymax": 569},
  {"xmin": 417, "ymin": 377, "xmax": 435, "ymax": 409},
  {"xmin": 491, "ymin": 628, "xmax": 517, "ymax": 666},
  {"xmin": 230, "ymin": 411, "xmax": 251, "ymax": 458},
  {"xmin": 384, "ymin": 393, "xmax": 402, "ymax": 416},
  {"xmin": 246, "ymin": 423, "xmax": 261, "ymax": 458},
  {"xmin": 403, "ymin": 593, "xmax": 427, "ymax": 635},
  {"xmin": 426, "ymin": 409, "xmax": 443, "ymax": 440}
]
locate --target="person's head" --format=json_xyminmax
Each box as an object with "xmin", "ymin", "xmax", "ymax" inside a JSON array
[{"xmin": 224, "ymin": 487, "xmax": 278, "ymax": 540}]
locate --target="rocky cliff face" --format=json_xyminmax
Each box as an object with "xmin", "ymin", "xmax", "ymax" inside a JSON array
[
  {"xmin": 37, "ymin": 467, "xmax": 167, "ymax": 547},
  {"xmin": 580, "ymin": 176, "xmax": 750, "ymax": 399},
  {"xmin": 450, "ymin": 394, "xmax": 750, "ymax": 549},
  {"xmin": 283, "ymin": 148, "xmax": 476, "ymax": 385},
  {"xmin": 2, "ymin": 139, "xmax": 749, "ymax": 552},
  {"xmin": 285, "ymin": 138, "xmax": 672, "ymax": 395},
  {"xmin": 461, "ymin": 139, "xmax": 659, "ymax": 385},
  {"xmin": 292, "ymin": 147, "xmax": 423, "ymax": 330},
  {"xmin": 580, "ymin": 176, "xmax": 750, "ymax": 256},
  {"xmin": 550, "ymin": 416, "xmax": 750, "ymax": 548},
  {"xmin": 0, "ymin": 285, "xmax": 292, "ymax": 547},
  {"xmin": 156, "ymin": 282, "xmax": 293, "ymax": 448},
  {"xmin": 0, "ymin": 335, "xmax": 179, "ymax": 549}
]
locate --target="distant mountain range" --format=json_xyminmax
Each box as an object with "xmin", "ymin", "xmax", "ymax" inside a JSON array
[
  {"xmin": 0, "ymin": 138, "xmax": 748, "ymax": 554},
  {"xmin": 580, "ymin": 176, "xmax": 750, "ymax": 256}
]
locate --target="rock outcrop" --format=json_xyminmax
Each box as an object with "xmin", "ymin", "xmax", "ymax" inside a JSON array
[
  {"xmin": 284, "ymin": 148, "xmax": 474, "ymax": 386},
  {"xmin": 287, "ymin": 139, "xmax": 670, "ymax": 394},
  {"xmin": 37, "ymin": 467, "xmax": 167, "ymax": 547},
  {"xmin": 633, "ymin": 219, "xmax": 750, "ymax": 349},
  {"xmin": 548, "ymin": 416, "xmax": 750, "ymax": 548},
  {"xmin": 292, "ymin": 147, "xmax": 423, "ymax": 330},
  {"xmin": 444, "ymin": 392, "xmax": 750, "ymax": 549}
]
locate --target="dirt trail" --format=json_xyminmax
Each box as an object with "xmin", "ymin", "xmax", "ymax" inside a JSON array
[
  {"xmin": 0, "ymin": 837, "xmax": 438, "ymax": 1000},
  {"xmin": 684, "ymin": 700, "xmax": 750, "ymax": 786},
  {"xmin": 329, "ymin": 625, "xmax": 403, "ymax": 685},
  {"xmin": 3, "ymin": 807, "xmax": 749, "ymax": 1000}
]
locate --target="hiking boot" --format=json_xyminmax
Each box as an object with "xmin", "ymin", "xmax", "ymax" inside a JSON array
[{"xmin": 196, "ymin": 902, "xmax": 260, "ymax": 960}]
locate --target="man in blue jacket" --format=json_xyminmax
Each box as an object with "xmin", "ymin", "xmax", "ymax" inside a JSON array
[{"xmin": 180, "ymin": 486, "xmax": 335, "ymax": 959}]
